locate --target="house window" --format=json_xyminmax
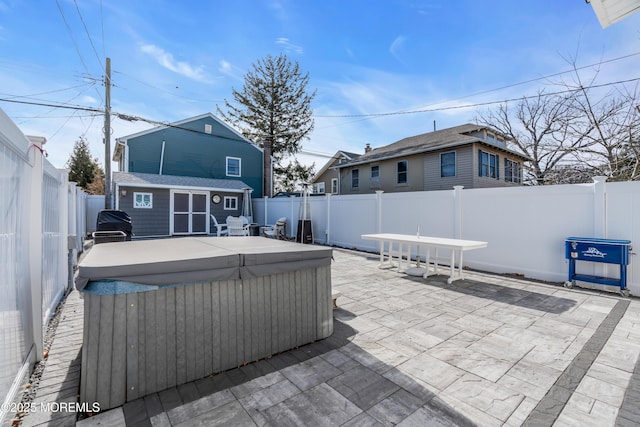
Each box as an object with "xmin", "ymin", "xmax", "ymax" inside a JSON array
[
  {"xmin": 371, "ymin": 165, "xmax": 379, "ymax": 179},
  {"xmin": 351, "ymin": 169, "xmax": 359, "ymax": 188},
  {"xmin": 441, "ymin": 152, "xmax": 456, "ymax": 177},
  {"xmin": 479, "ymin": 150, "xmax": 499, "ymax": 179},
  {"xmin": 133, "ymin": 192, "xmax": 152, "ymax": 209},
  {"xmin": 397, "ymin": 160, "xmax": 408, "ymax": 184},
  {"xmin": 371, "ymin": 165, "xmax": 380, "ymax": 188},
  {"xmin": 226, "ymin": 157, "xmax": 241, "ymax": 177},
  {"xmin": 224, "ymin": 196, "xmax": 238, "ymax": 210},
  {"xmin": 331, "ymin": 178, "xmax": 338, "ymax": 194},
  {"xmin": 505, "ymin": 158, "xmax": 521, "ymax": 183},
  {"xmin": 313, "ymin": 182, "xmax": 325, "ymax": 194}
]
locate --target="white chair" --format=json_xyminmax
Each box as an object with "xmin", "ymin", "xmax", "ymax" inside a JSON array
[
  {"xmin": 210, "ymin": 215, "xmax": 228, "ymax": 237},
  {"xmin": 262, "ymin": 217, "xmax": 287, "ymax": 240},
  {"xmin": 226, "ymin": 216, "xmax": 249, "ymax": 236}
]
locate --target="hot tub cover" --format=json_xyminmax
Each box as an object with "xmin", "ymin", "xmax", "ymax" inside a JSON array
[{"xmin": 76, "ymin": 236, "xmax": 333, "ymax": 291}]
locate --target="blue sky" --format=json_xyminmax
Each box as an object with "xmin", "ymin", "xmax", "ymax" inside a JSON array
[{"xmin": 1, "ymin": 0, "xmax": 639, "ymax": 171}]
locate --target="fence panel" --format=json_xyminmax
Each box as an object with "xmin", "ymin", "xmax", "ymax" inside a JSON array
[
  {"xmin": 252, "ymin": 179, "xmax": 640, "ymax": 294},
  {"xmin": 0, "ymin": 112, "xmax": 35, "ymax": 422},
  {"xmin": 42, "ymin": 162, "xmax": 68, "ymax": 324},
  {"xmin": 85, "ymin": 195, "xmax": 105, "ymax": 233}
]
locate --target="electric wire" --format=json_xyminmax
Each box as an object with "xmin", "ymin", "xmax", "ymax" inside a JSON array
[{"xmin": 73, "ymin": 0, "xmax": 104, "ymax": 72}]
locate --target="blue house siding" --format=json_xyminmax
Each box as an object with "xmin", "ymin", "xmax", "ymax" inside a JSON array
[{"xmin": 125, "ymin": 116, "xmax": 264, "ymax": 197}]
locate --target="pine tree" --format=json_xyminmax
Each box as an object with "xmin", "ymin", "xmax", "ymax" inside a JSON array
[
  {"xmin": 218, "ymin": 53, "xmax": 316, "ymax": 196},
  {"xmin": 67, "ymin": 137, "xmax": 104, "ymax": 192}
]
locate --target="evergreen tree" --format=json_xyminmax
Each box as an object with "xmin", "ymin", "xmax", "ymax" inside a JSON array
[
  {"xmin": 67, "ymin": 137, "xmax": 103, "ymax": 192},
  {"xmin": 85, "ymin": 165, "xmax": 105, "ymax": 195},
  {"xmin": 218, "ymin": 53, "xmax": 316, "ymax": 196},
  {"xmin": 274, "ymin": 159, "xmax": 316, "ymax": 193}
]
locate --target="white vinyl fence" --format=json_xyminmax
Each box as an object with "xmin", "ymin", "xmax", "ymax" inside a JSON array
[
  {"xmin": 254, "ymin": 178, "xmax": 640, "ymax": 295},
  {"xmin": 0, "ymin": 109, "xmax": 87, "ymax": 425}
]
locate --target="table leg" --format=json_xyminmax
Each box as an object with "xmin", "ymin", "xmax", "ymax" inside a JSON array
[
  {"xmin": 434, "ymin": 248, "xmax": 439, "ymax": 274},
  {"xmin": 447, "ymin": 249, "xmax": 455, "ymax": 284},
  {"xmin": 447, "ymin": 249, "xmax": 466, "ymax": 284},
  {"xmin": 423, "ymin": 246, "xmax": 431, "ymax": 278}
]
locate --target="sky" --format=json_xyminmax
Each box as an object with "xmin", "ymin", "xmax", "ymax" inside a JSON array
[{"xmin": 1, "ymin": 0, "xmax": 639, "ymax": 173}]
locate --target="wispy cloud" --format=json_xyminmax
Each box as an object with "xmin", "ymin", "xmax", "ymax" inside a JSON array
[
  {"xmin": 139, "ymin": 43, "xmax": 209, "ymax": 82},
  {"xmin": 276, "ymin": 37, "xmax": 303, "ymax": 54},
  {"xmin": 218, "ymin": 59, "xmax": 244, "ymax": 81},
  {"xmin": 82, "ymin": 95, "xmax": 98, "ymax": 104},
  {"xmin": 389, "ymin": 36, "xmax": 408, "ymax": 65}
]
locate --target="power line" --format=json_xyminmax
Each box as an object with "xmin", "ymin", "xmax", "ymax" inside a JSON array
[
  {"xmin": 73, "ymin": 0, "xmax": 104, "ymax": 71},
  {"xmin": 55, "ymin": 0, "xmax": 90, "ymax": 75},
  {"xmin": 314, "ymin": 76, "xmax": 640, "ymax": 118},
  {"xmin": 402, "ymin": 51, "xmax": 640, "ymax": 114}
]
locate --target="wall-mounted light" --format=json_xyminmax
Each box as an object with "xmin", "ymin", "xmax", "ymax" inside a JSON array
[{"xmin": 120, "ymin": 189, "xmax": 127, "ymax": 197}]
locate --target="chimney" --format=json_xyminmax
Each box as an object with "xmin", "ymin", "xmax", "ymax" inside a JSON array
[{"xmin": 365, "ymin": 143, "xmax": 372, "ymax": 153}]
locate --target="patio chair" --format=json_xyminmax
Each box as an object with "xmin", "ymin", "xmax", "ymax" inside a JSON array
[
  {"xmin": 210, "ymin": 215, "xmax": 228, "ymax": 237},
  {"xmin": 262, "ymin": 217, "xmax": 287, "ymax": 240},
  {"xmin": 226, "ymin": 216, "xmax": 249, "ymax": 236}
]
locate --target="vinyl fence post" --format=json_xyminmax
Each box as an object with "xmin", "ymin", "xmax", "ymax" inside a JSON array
[
  {"xmin": 593, "ymin": 176, "xmax": 607, "ymax": 238},
  {"xmin": 453, "ymin": 186, "xmax": 464, "ymax": 239},
  {"xmin": 376, "ymin": 190, "xmax": 384, "ymax": 233},
  {"xmin": 326, "ymin": 194, "xmax": 331, "ymax": 245},
  {"xmin": 29, "ymin": 139, "xmax": 45, "ymax": 362},
  {"xmin": 593, "ymin": 176, "xmax": 608, "ymax": 279}
]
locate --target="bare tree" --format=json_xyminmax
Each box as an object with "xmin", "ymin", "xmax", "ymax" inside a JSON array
[
  {"xmin": 477, "ymin": 59, "xmax": 640, "ymax": 184},
  {"xmin": 476, "ymin": 91, "xmax": 592, "ymax": 185},
  {"xmin": 560, "ymin": 63, "xmax": 640, "ymax": 181}
]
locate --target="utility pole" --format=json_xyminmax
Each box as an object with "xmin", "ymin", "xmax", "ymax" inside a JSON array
[{"xmin": 104, "ymin": 57, "xmax": 112, "ymax": 209}]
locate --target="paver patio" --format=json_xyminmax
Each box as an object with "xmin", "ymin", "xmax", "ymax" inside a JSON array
[{"xmin": 16, "ymin": 247, "xmax": 640, "ymax": 426}]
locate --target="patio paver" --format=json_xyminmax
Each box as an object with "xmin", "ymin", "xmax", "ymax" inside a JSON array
[{"xmin": 15, "ymin": 247, "xmax": 640, "ymax": 426}]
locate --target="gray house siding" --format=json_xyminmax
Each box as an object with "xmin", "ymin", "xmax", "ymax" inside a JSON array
[
  {"xmin": 117, "ymin": 187, "xmax": 246, "ymax": 237},
  {"xmin": 118, "ymin": 187, "xmax": 171, "ymax": 237},
  {"xmin": 210, "ymin": 193, "xmax": 244, "ymax": 223},
  {"xmin": 423, "ymin": 146, "xmax": 474, "ymax": 191}
]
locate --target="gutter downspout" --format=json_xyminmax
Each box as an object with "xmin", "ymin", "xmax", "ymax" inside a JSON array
[{"xmin": 159, "ymin": 139, "xmax": 165, "ymax": 175}]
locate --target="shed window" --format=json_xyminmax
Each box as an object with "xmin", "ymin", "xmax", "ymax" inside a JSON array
[
  {"xmin": 226, "ymin": 157, "xmax": 241, "ymax": 177},
  {"xmin": 133, "ymin": 192, "xmax": 153, "ymax": 209},
  {"xmin": 331, "ymin": 178, "xmax": 338, "ymax": 194},
  {"xmin": 351, "ymin": 169, "xmax": 359, "ymax": 188},
  {"xmin": 224, "ymin": 196, "xmax": 238, "ymax": 210},
  {"xmin": 397, "ymin": 160, "xmax": 408, "ymax": 184},
  {"xmin": 441, "ymin": 152, "xmax": 456, "ymax": 177}
]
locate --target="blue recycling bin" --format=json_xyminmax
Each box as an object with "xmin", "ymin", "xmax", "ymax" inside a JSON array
[{"xmin": 565, "ymin": 237, "xmax": 632, "ymax": 296}]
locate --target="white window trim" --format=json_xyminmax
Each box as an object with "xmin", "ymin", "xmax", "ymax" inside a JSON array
[
  {"xmin": 314, "ymin": 182, "xmax": 325, "ymax": 194},
  {"xmin": 331, "ymin": 178, "xmax": 338, "ymax": 194},
  {"xmin": 226, "ymin": 156, "xmax": 241, "ymax": 177},
  {"xmin": 133, "ymin": 192, "xmax": 153, "ymax": 209},
  {"xmin": 224, "ymin": 196, "xmax": 238, "ymax": 210}
]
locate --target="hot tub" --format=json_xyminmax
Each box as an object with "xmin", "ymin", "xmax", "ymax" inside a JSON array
[{"xmin": 76, "ymin": 237, "xmax": 333, "ymax": 410}]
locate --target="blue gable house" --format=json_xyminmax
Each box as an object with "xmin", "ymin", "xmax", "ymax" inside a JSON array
[{"xmin": 112, "ymin": 113, "xmax": 263, "ymax": 237}]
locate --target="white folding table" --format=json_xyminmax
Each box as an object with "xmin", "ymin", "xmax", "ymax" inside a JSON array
[{"xmin": 361, "ymin": 233, "xmax": 488, "ymax": 284}]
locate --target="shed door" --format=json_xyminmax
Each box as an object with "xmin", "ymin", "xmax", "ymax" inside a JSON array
[{"xmin": 171, "ymin": 191, "xmax": 209, "ymax": 235}]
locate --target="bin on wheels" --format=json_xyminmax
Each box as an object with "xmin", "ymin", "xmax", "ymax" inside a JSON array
[{"xmin": 564, "ymin": 237, "xmax": 632, "ymax": 297}]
